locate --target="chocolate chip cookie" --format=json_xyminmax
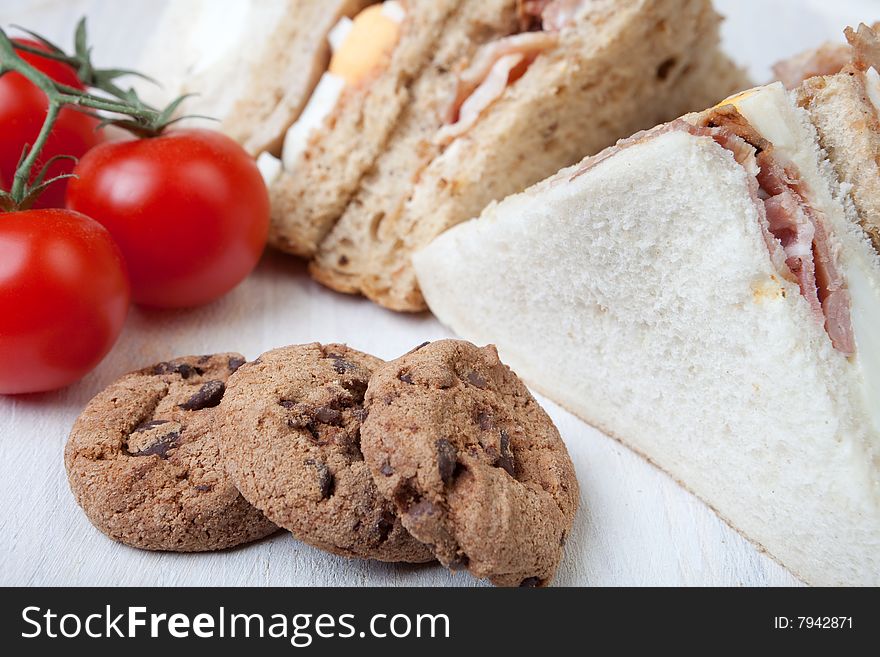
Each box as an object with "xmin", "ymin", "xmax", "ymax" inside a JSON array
[
  {"xmin": 361, "ymin": 340, "xmax": 579, "ymax": 586},
  {"xmin": 219, "ymin": 344, "xmax": 433, "ymax": 563},
  {"xmin": 65, "ymin": 354, "xmax": 278, "ymax": 551}
]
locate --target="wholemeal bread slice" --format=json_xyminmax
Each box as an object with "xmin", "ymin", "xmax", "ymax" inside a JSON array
[
  {"xmin": 413, "ymin": 85, "xmax": 880, "ymax": 585},
  {"xmin": 300, "ymin": 0, "xmax": 748, "ymax": 311},
  {"xmin": 268, "ymin": 0, "xmax": 464, "ymax": 258},
  {"xmin": 137, "ymin": 0, "xmax": 373, "ymax": 156},
  {"xmin": 306, "ymin": 0, "xmax": 526, "ymax": 294}
]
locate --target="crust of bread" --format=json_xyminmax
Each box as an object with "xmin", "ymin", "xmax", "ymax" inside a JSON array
[
  {"xmin": 307, "ymin": 0, "xmax": 749, "ymax": 310},
  {"xmin": 797, "ymin": 72, "xmax": 880, "ymax": 253}
]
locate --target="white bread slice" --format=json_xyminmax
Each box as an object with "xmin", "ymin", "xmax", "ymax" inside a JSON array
[
  {"xmin": 797, "ymin": 71, "xmax": 880, "ymax": 252},
  {"xmin": 308, "ymin": 0, "xmax": 749, "ymax": 311},
  {"xmin": 137, "ymin": 0, "xmax": 373, "ymax": 156},
  {"xmin": 414, "ymin": 117, "xmax": 880, "ymax": 584},
  {"xmin": 771, "ymin": 23, "xmax": 880, "ymax": 252}
]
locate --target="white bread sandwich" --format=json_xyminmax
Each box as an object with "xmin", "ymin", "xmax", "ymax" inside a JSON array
[
  {"xmin": 137, "ymin": 0, "xmax": 374, "ymax": 156},
  {"xmin": 413, "ymin": 57, "xmax": 880, "ymax": 584},
  {"xmin": 265, "ymin": 0, "xmax": 749, "ymax": 311}
]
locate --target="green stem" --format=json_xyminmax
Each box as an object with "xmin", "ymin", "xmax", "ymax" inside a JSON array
[
  {"xmin": 0, "ymin": 35, "xmax": 160, "ymax": 121},
  {"xmin": 0, "ymin": 25, "xmax": 176, "ymax": 209},
  {"xmin": 55, "ymin": 91, "xmax": 150, "ymax": 115},
  {"xmin": 10, "ymin": 101, "xmax": 60, "ymax": 200}
]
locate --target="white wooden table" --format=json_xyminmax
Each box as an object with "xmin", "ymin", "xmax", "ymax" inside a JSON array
[{"xmin": 1, "ymin": 0, "xmax": 875, "ymax": 587}]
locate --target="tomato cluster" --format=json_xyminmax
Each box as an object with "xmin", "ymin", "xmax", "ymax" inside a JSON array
[
  {"xmin": 0, "ymin": 40, "xmax": 269, "ymax": 394},
  {"xmin": 0, "ymin": 40, "xmax": 104, "ymax": 208}
]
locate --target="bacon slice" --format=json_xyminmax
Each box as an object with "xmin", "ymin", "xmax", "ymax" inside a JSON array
[
  {"xmin": 517, "ymin": 0, "xmax": 552, "ymax": 31},
  {"xmin": 540, "ymin": 0, "xmax": 587, "ymax": 31},
  {"xmin": 754, "ymin": 150, "xmax": 855, "ymax": 354},
  {"xmin": 517, "ymin": 0, "xmax": 584, "ymax": 32},
  {"xmin": 813, "ymin": 221, "xmax": 856, "ymax": 354},
  {"xmin": 436, "ymin": 53, "xmax": 525, "ymax": 146},
  {"xmin": 437, "ymin": 32, "xmax": 557, "ymax": 145},
  {"xmin": 763, "ymin": 190, "xmax": 821, "ymax": 316}
]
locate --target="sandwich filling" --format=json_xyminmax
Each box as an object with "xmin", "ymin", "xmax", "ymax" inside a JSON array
[
  {"xmin": 693, "ymin": 108, "xmax": 855, "ymax": 355},
  {"xmin": 435, "ymin": 0, "xmax": 588, "ymax": 145},
  {"xmin": 566, "ymin": 91, "xmax": 857, "ymax": 355},
  {"xmin": 257, "ymin": 1, "xmax": 405, "ymax": 182}
]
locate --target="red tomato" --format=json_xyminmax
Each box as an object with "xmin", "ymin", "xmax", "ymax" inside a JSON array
[
  {"xmin": 67, "ymin": 129, "xmax": 270, "ymax": 308},
  {"xmin": 14, "ymin": 39, "xmax": 85, "ymax": 90},
  {"xmin": 0, "ymin": 209, "xmax": 130, "ymax": 394},
  {"xmin": 0, "ymin": 39, "xmax": 104, "ymax": 209}
]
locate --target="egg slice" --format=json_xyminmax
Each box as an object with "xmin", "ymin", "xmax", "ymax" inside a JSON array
[
  {"xmin": 277, "ymin": 1, "xmax": 405, "ymax": 171},
  {"xmin": 330, "ymin": 2, "xmax": 404, "ymax": 85},
  {"xmin": 713, "ymin": 86, "xmax": 762, "ymax": 112}
]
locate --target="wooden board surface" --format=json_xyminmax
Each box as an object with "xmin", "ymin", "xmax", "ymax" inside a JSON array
[{"xmin": 1, "ymin": 0, "xmax": 876, "ymax": 586}]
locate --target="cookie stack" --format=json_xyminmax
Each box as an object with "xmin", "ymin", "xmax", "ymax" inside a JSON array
[{"xmin": 65, "ymin": 340, "xmax": 579, "ymax": 586}]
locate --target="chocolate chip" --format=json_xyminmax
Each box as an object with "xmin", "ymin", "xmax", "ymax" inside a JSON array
[
  {"xmin": 152, "ymin": 362, "xmax": 199, "ymax": 379},
  {"xmin": 393, "ymin": 480, "xmax": 420, "ymax": 511},
  {"xmin": 178, "ymin": 380, "xmax": 225, "ymax": 411},
  {"xmin": 279, "ymin": 399, "xmax": 296, "ymax": 409},
  {"xmin": 435, "ymin": 438, "xmax": 458, "ymax": 485},
  {"xmin": 407, "ymin": 499, "xmax": 438, "ymax": 518},
  {"xmin": 496, "ymin": 429, "xmax": 516, "ymax": 477},
  {"xmin": 398, "ymin": 372, "xmax": 414, "ymax": 384},
  {"xmin": 194, "ymin": 484, "xmax": 213, "ymax": 492},
  {"xmin": 314, "ymin": 406, "xmax": 343, "ymax": 425},
  {"xmin": 132, "ymin": 419, "xmax": 169, "ymax": 433},
  {"xmin": 519, "ymin": 577, "xmax": 542, "ymax": 588},
  {"xmin": 129, "ymin": 431, "xmax": 181, "ymax": 459},
  {"xmin": 474, "ymin": 409, "xmax": 494, "ymax": 430},
  {"xmin": 351, "ymin": 408, "xmax": 368, "ymax": 423},
  {"xmin": 306, "ymin": 459, "xmax": 334, "ymax": 499},
  {"xmin": 329, "ymin": 393, "xmax": 355, "ymax": 410},
  {"xmin": 327, "ymin": 353, "xmax": 356, "ymax": 374},
  {"xmin": 288, "ymin": 417, "xmax": 322, "ymax": 442},
  {"xmin": 305, "ymin": 423, "xmax": 321, "ymax": 442},
  {"xmin": 227, "ymin": 355, "xmax": 246, "ymax": 372},
  {"xmin": 379, "ymin": 460, "xmax": 394, "ymax": 476},
  {"xmin": 448, "ymin": 554, "xmax": 470, "ymax": 571},
  {"xmin": 466, "ymin": 371, "xmax": 487, "ymax": 389},
  {"xmin": 405, "ymin": 341, "xmax": 430, "ymax": 355},
  {"xmin": 197, "ymin": 355, "xmax": 213, "ymax": 364},
  {"xmin": 341, "ymin": 378, "xmax": 368, "ymax": 399},
  {"xmin": 375, "ymin": 510, "xmax": 394, "ymax": 543}
]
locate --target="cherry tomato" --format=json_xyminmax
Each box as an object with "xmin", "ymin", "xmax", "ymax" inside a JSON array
[
  {"xmin": 0, "ymin": 39, "xmax": 104, "ymax": 209},
  {"xmin": 67, "ymin": 129, "xmax": 270, "ymax": 308},
  {"xmin": 14, "ymin": 39, "xmax": 85, "ymax": 90},
  {"xmin": 0, "ymin": 209, "xmax": 130, "ymax": 394}
]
